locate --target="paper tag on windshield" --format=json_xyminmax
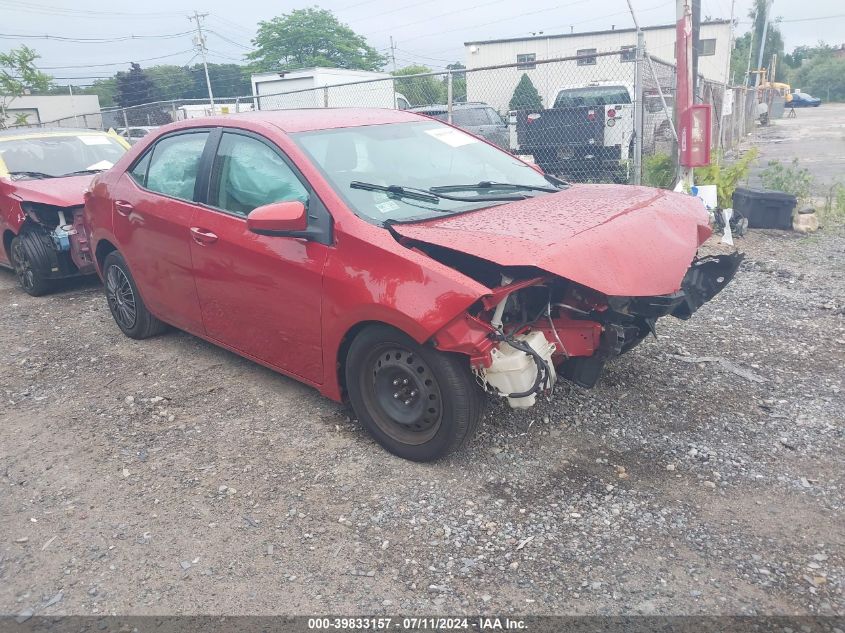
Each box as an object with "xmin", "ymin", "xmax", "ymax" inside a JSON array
[
  {"xmin": 79, "ymin": 135, "xmax": 112, "ymax": 146},
  {"xmin": 86, "ymin": 160, "xmax": 114, "ymax": 170},
  {"xmin": 425, "ymin": 127, "xmax": 477, "ymax": 148},
  {"xmin": 375, "ymin": 200, "xmax": 400, "ymax": 214}
]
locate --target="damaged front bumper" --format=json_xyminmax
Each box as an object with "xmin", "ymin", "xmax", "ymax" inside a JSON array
[
  {"xmin": 561, "ymin": 252, "xmax": 744, "ymax": 388},
  {"xmin": 436, "ymin": 252, "xmax": 744, "ymax": 405}
]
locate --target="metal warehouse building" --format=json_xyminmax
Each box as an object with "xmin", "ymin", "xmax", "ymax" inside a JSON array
[{"xmin": 464, "ymin": 20, "xmax": 732, "ymax": 113}]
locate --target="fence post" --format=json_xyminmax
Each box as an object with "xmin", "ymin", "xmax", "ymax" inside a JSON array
[
  {"xmin": 632, "ymin": 31, "xmax": 644, "ymax": 185},
  {"xmin": 323, "ymin": 86, "xmax": 329, "ymax": 108},
  {"xmin": 446, "ymin": 71, "xmax": 454, "ymax": 125},
  {"xmin": 171, "ymin": 100, "xmax": 178, "ymax": 122},
  {"xmin": 235, "ymin": 97, "xmax": 240, "ymax": 113}
]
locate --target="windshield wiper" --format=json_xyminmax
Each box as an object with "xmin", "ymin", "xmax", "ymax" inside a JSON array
[
  {"xmin": 351, "ymin": 181, "xmax": 440, "ymax": 203},
  {"xmin": 430, "ymin": 180, "xmax": 560, "ymax": 194},
  {"xmin": 351, "ymin": 180, "xmax": 528, "ymax": 203},
  {"xmin": 7, "ymin": 170, "xmax": 55, "ymax": 180},
  {"xmin": 61, "ymin": 168, "xmax": 108, "ymax": 177}
]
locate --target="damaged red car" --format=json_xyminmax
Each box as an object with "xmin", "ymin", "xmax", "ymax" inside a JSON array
[
  {"xmin": 0, "ymin": 128, "xmax": 129, "ymax": 295},
  {"xmin": 82, "ymin": 110, "xmax": 741, "ymax": 461}
]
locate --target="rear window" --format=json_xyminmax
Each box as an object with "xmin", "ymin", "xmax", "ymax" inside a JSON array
[
  {"xmin": 452, "ymin": 108, "xmax": 492, "ymax": 126},
  {"xmin": 554, "ymin": 86, "xmax": 632, "ymax": 109}
]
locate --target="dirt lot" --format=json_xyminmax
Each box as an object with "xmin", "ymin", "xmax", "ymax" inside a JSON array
[{"xmin": 1, "ymin": 133, "xmax": 844, "ymax": 619}]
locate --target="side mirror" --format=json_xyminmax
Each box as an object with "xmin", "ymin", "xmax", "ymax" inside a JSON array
[{"xmin": 247, "ymin": 200, "xmax": 307, "ymax": 236}]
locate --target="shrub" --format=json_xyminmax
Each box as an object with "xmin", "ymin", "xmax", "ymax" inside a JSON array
[
  {"xmin": 760, "ymin": 158, "xmax": 814, "ymax": 207},
  {"xmin": 694, "ymin": 147, "xmax": 759, "ymax": 209},
  {"xmin": 642, "ymin": 152, "xmax": 675, "ymax": 189}
]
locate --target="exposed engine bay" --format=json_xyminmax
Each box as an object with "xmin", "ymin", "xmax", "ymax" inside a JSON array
[
  {"xmin": 423, "ymin": 244, "xmax": 744, "ymax": 408},
  {"xmin": 15, "ymin": 202, "xmax": 96, "ymax": 279}
]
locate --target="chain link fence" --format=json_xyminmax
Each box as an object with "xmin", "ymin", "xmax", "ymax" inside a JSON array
[{"xmin": 11, "ymin": 49, "xmax": 752, "ymax": 184}]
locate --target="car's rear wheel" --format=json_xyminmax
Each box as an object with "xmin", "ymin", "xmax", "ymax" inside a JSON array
[
  {"xmin": 10, "ymin": 232, "xmax": 54, "ymax": 297},
  {"xmin": 103, "ymin": 250, "xmax": 167, "ymax": 339},
  {"xmin": 345, "ymin": 325, "xmax": 484, "ymax": 462}
]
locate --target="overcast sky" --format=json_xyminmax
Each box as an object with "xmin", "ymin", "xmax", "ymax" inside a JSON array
[{"xmin": 2, "ymin": 0, "xmax": 842, "ymax": 85}]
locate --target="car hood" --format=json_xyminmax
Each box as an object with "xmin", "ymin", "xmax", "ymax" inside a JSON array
[
  {"xmin": 6, "ymin": 174, "xmax": 92, "ymax": 207},
  {"xmin": 392, "ymin": 184, "xmax": 712, "ymax": 297}
]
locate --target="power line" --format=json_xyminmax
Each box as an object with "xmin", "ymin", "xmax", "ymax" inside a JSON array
[
  {"xmin": 206, "ymin": 30, "xmax": 253, "ymax": 51},
  {"xmin": 0, "ymin": 0, "xmax": 185, "ymax": 19},
  {"xmin": 0, "ymin": 31, "xmax": 194, "ymax": 43},
  {"xmin": 38, "ymin": 49, "xmax": 196, "ymax": 70}
]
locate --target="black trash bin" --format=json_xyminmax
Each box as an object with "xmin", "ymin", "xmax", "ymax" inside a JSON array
[{"xmin": 732, "ymin": 187, "xmax": 797, "ymax": 230}]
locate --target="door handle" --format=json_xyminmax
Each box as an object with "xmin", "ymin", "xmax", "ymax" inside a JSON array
[
  {"xmin": 114, "ymin": 200, "xmax": 134, "ymax": 217},
  {"xmin": 190, "ymin": 227, "xmax": 218, "ymax": 245}
]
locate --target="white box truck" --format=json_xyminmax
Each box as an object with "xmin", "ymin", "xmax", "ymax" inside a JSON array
[{"xmin": 251, "ymin": 67, "xmax": 410, "ymax": 111}]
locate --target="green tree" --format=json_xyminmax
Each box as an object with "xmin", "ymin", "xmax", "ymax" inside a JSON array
[
  {"xmin": 115, "ymin": 63, "xmax": 170, "ymax": 125},
  {"xmin": 146, "ymin": 65, "xmax": 195, "ymax": 101},
  {"xmin": 248, "ymin": 8, "xmax": 385, "ymax": 72},
  {"xmin": 81, "ymin": 78, "xmax": 117, "ymax": 107},
  {"xmin": 508, "ymin": 73, "xmax": 542, "ymax": 110},
  {"xmin": 445, "ymin": 62, "xmax": 466, "ymax": 103},
  {"xmin": 392, "ymin": 65, "xmax": 445, "ymax": 106},
  {"xmin": 789, "ymin": 54, "xmax": 845, "ymax": 102},
  {"xmin": 116, "ymin": 63, "xmax": 155, "ymax": 107},
  {"xmin": 0, "ymin": 46, "xmax": 52, "ymax": 128}
]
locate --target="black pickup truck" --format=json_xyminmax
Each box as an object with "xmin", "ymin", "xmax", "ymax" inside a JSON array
[{"xmin": 513, "ymin": 83, "xmax": 634, "ymax": 182}]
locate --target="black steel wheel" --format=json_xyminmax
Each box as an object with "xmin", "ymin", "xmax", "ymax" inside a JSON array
[
  {"xmin": 102, "ymin": 250, "xmax": 168, "ymax": 339},
  {"xmin": 345, "ymin": 325, "xmax": 484, "ymax": 461},
  {"xmin": 364, "ymin": 344, "xmax": 443, "ymax": 445},
  {"xmin": 10, "ymin": 233, "xmax": 53, "ymax": 297}
]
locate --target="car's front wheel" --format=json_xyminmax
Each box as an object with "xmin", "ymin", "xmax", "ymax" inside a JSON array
[
  {"xmin": 10, "ymin": 232, "xmax": 54, "ymax": 297},
  {"xmin": 103, "ymin": 250, "xmax": 168, "ymax": 339},
  {"xmin": 345, "ymin": 325, "xmax": 484, "ymax": 462}
]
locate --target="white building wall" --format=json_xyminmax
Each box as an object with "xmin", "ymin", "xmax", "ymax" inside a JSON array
[
  {"xmin": 3, "ymin": 94, "xmax": 101, "ymax": 127},
  {"xmin": 464, "ymin": 22, "xmax": 731, "ymax": 114}
]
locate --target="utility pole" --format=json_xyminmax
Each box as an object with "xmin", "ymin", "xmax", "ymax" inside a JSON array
[
  {"xmin": 754, "ymin": 0, "xmax": 771, "ymax": 87},
  {"xmin": 691, "ymin": 0, "xmax": 701, "ymax": 100},
  {"xmin": 625, "ymin": 0, "xmax": 644, "ymax": 185},
  {"xmin": 188, "ymin": 10, "xmax": 215, "ymax": 109},
  {"xmin": 676, "ymin": 0, "xmax": 694, "ymax": 188},
  {"xmin": 389, "ymin": 36, "xmax": 397, "ymax": 72}
]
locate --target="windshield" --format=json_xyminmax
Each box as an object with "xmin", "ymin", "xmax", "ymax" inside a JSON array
[
  {"xmin": 293, "ymin": 121, "xmax": 556, "ymax": 223},
  {"xmin": 554, "ymin": 86, "xmax": 632, "ymax": 108},
  {"xmin": 0, "ymin": 133, "xmax": 126, "ymax": 178}
]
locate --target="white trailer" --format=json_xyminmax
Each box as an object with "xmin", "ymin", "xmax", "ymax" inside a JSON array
[{"xmin": 251, "ymin": 67, "xmax": 410, "ymax": 111}]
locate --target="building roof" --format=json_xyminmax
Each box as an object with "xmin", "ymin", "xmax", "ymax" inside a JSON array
[{"xmin": 464, "ymin": 19, "xmax": 730, "ymax": 46}]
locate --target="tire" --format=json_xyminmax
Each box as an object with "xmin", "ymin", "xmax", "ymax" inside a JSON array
[
  {"xmin": 10, "ymin": 232, "xmax": 54, "ymax": 297},
  {"xmin": 102, "ymin": 250, "xmax": 167, "ymax": 339},
  {"xmin": 345, "ymin": 325, "xmax": 484, "ymax": 462}
]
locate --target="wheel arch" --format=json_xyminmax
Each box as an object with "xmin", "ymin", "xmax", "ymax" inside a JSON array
[
  {"xmin": 2, "ymin": 229, "xmax": 16, "ymax": 261},
  {"xmin": 94, "ymin": 238, "xmax": 118, "ymax": 275},
  {"xmin": 335, "ymin": 320, "xmax": 406, "ymax": 402}
]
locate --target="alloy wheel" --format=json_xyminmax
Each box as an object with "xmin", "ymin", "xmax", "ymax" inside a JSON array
[
  {"xmin": 11, "ymin": 239, "xmax": 36, "ymax": 292},
  {"xmin": 105, "ymin": 264, "xmax": 137, "ymax": 330}
]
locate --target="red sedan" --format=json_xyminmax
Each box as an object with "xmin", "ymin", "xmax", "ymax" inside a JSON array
[{"xmin": 82, "ymin": 109, "xmax": 740, "ymax": 461}]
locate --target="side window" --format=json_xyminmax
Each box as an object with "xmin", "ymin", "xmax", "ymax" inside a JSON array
[
  {"xmin": 211, "ymin": 132, "xmax": 309, "ymax": 217},
  {"xmin": 145, "ymin": 132, "xmax": 209, "ymax": 201},
  {"xmin": 128, "ymin": 151, "xmax": 151, "ymax": 186}
]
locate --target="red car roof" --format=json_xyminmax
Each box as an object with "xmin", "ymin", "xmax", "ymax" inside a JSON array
[{"xmin": 182, "ymin": 108, "xmax": 423, "ymax": 133}]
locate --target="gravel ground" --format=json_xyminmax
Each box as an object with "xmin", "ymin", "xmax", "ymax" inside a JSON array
[{"xmin": 1, "ymin": 116, "xmax": 843, "ymax": 618}]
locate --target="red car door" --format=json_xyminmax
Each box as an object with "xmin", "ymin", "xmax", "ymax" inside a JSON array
[
  {"xmin": 111, "ymin": 130, "xmax": 211, "ymax": 332},
  {"xmin": 188, "ymin": 130, "xmax": 329, "ymax": 384}
]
